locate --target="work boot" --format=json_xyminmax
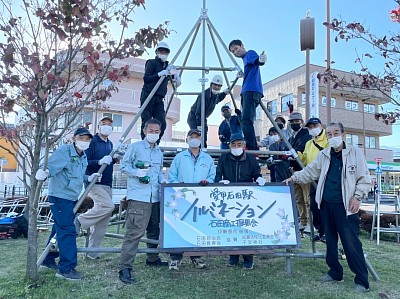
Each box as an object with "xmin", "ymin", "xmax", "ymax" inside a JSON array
[
  {"xmin": 146, "ymin": 258, "xmax": 168, "ymax": 267},
  {"xmin": 191, "ymin": 257, "xmax": 206, "ymax": 269},
  {"xmin": 119, "ymin": 268, "xmax": 134, "ymax": 284}
]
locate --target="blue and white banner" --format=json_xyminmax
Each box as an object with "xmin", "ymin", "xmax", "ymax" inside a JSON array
[
  {"xmin": 160, "ymin": 183, "xmax": 300, "ymax": 251},
  {"xmin": 310, "ymin": 71, "xmax": 319, "ymax": 118}
]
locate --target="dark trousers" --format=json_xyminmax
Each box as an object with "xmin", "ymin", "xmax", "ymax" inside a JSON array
[
  {"xmin": 310, "ymin": 183, "xmax": 324, "ymax": 237},
  {"xmin": 240, "ymin": 91, "xmax": 260, "ymax": 150},
  {"xmin": 43, "ymin": 196, "xmax": 77, "ymax": 273},
  {"xmin": 140, "ymin": 91, "xmax": 166, "ymax": 141},
  {"xmin": 146, "ymin": 202, "xmax": 162, "ymax": 262},
  {"xmin": 229, "ymin": 254, "xmax": 253, "ymax": 263},
  {"xmin": 320, "ymin": 201, "xmax": 369, "ymax": 289},
  {"xmin": 187, "ymin": 112, "xmax": 208, "ymax": 147}
]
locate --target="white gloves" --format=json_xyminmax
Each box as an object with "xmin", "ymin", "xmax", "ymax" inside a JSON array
[
  {"xmin": 98, "ymin": 155, "xmax": 112, "ymax": 165},
  {"xmin": 256, "ymin": 176, "xmax": 266, "ymax": 186},
  {"xmin": 88, "ymin": 173, "xmax": 102, "ymax": 183},
  {"xmin": 136, "ymin": 168, "xmax": 148, "ymax": 178},
  {"xmin": 267, "ymin": 157, "xmax": 274, "ymax": 164},
  {"xmin": 160, "ymin": 179, "xmax": 168, "ymax": 184},
  {"xmin": 219, "ymin": 180, "xmax": 230, "ymax": 185},
  {"xmin": 259, "ymin": 51, "xmax": 267, "ymax": 63},
  {"xmin": 174, "ymin": 73, "xmax": 181, "ymax": 87},
  {"xmin": 158, "ymin": 69, "xmax": 169, "ymax": 77},
  {"xmin": 223, "ymin": 88, "xmax": 230, "ymax": 94},
  {"xmin": 236, "ymin": 71, "xmax": 243, "ymax": 78},
  {"xmin": 35, "ymin": 169, "xmax": 49, "ymax": 181}
]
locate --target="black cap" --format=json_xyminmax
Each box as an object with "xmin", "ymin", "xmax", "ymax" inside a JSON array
[
  {"xmin": 305, "ymin": 117, "xmax": 322, "ymax": 127},
  {"xmin": 221, "ymin": 105, "xmax": 230, "ymax": 112},
  {"xmin": 187, "ymin": 129, "xmax": 201, "ymax": 136},
  {"xmin": 100, "ymin": 116, "xmax": 113, "ymax": 122},
  {"xmin": 74, "ymin": 127, "xmax": 93, "ymax": 138},
  {"xmin": 230, "ymin": 133, "xmax": 244, "ymax": 143}
]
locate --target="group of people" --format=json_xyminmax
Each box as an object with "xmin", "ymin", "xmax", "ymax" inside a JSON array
[{"xmin": 34, "ymin": 39, "xmax": 372, "ymax": 293}]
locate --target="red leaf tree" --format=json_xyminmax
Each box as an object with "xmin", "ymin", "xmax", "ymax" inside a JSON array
[{"xmin": 0, "ymin": 0, "xmax": 169, "ymax": 280}]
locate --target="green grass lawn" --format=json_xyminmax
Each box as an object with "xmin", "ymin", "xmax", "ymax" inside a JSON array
[{"xmin": 0, "ymin": 229, "xmax": 399, "ymax": 299}]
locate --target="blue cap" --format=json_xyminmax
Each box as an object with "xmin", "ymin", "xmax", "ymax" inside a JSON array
[
  {"xmin": 230, "ymin": 133, "xmax": 244, "ymax": 143},
  {"xmin": 74, "ymin": 127, "xmax": 93, "ymax": 138},
  {"xmin": 305, "ymin": 117, "xmax": 322, "ymax": 127},
  {"xmin": 221, "ymin": 105, "xmax": 230, "ymax": 112}
]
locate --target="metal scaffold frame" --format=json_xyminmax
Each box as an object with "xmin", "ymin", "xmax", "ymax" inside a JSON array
[{"xmin": 36, "ymin": 0, "xmax": 379, "ymax": 280}]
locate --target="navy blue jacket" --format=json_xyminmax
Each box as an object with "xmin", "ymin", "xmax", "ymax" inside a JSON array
[
  {"xmin": 288, "ymin": 128, "xmax": 311, "ymax": 171},
  {"xmin": 142, "ymin": 56, "xmax": 169, "ymax": 97},
  {"xmin": 215, "ymin": 152, "xmax": 261, "ymax": 183},
  {"xmin": 218, "ymin": 115, "xmax": 242, "ymax": 144},
  {"xmin": 85, "ymin": 134, "xmax": 114, "ymax": 187},
  {"xmin": 188, "ymin": 88, "xmax": 226, "ymax": 126}
]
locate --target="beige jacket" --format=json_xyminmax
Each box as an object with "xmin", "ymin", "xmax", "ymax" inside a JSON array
[{"xmin": 292, "ymin": 143, "xmax": 371, "ymax": 215}]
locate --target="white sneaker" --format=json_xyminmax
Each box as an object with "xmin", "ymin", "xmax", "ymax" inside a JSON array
[{"xmin": 169, "ymin": 260, "xmax": 180, "ymax": 271}]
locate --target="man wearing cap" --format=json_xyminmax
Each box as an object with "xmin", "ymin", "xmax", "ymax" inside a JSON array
[
  {"xmin": 140, "ymin": 42, "xmax": 181, "ymax": 143},
  {"xmin": 118, "ymin": 118, "xmax": 167, "ymax": 284},
  {"xmin": 75, "ymin": 116, "xmax": 119, "ymax": 259},
  {"xmin": 187, "ymin": 75, "xmax": 229, "ymax": 147},
  {"xmin": 218, "ymin": 105, "xmax": 242, "ymax": 149},
  {"xmin": 287, "ymin": 112, "xmax": 312, "ymax": 232},
  {"xmin": 215, "ymin": 133, "xmax": 266, "ymax": 270},
  {"xmin": 267, "ymin": 127, "xmax": 291, "ymax": 182},
  {"xmin": 300, "ymin": 117, "xmax": 329, "ymax": 241},
  {"xmin": 167, "ymin": 128, "xmax": 216, "ymax": 270},
  {"xmin": 259, "ymin": 115, "xmax": 292, "ymax": 148},
  {"xmin": 36, "ymin": 128, "xmax": 100, "ymax": 281}
]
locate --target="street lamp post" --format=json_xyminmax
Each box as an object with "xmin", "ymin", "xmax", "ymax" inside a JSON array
[{"xmin": 326, "ymin": 0, "xmax": 332, "ymax": 124}]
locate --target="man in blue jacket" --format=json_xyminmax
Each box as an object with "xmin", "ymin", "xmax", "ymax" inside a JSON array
[
  {"xmin": 218, "ymin": 105, "xmax": 242, "ymax": 149},
  {"xmin": 168, "ymin": 128, "xmax": 216, "ymax": 270},
  {"xmin": 229, "ymin": 39, "xmax": 266, "ymax": 150},
  {"xmin": 76, "ymin": 116, "xmax": 118, "ymax": 259},
  {"xmin": 36, "ymin": 128, "xmax": 100, "ymax": 281},
  {"xmin": 215, "ymin": 133, "xmax": 266, "ymax": 269},
  {"xmin": 118, "ymin": 118, "xmax": 167, "ymax": 284}
]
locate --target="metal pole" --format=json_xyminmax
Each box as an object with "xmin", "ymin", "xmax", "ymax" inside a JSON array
[
  {"xmin": 326, "ymin": 0, "xmax": 332, "ymax": 124},
  {"xmin": 305, "ymin": 49, "xmax": 310, "ymax": 121},
  {"xmin": 377, "ymin": 169, "xmax": 381, "ymax": 245},
  {"xmin": 362, "ymin": 100, "xmax": 367, "ymax": 156},
  {"xmin": 37, "ymin": 75, "xmax": 167, "ymax": 269},
  {"xmin": 200, "ymin": 0, "xmax": 207, "ymax": 148}
]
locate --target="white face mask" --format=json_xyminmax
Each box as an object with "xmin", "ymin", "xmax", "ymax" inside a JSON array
[
  {"xmin": 99, "ymin": 125, "xmax": 112, "ymax": 136},
  {"xmin": 328, "ymin": 136, "xmax": 343, "ymax": 149},
  {"xmin": 188, "ymin": 138, "xmax": 201, "ymax": 148},
  {"xmin": 157, "ymin": 54, "xmax": 168, "ymax": 62},
  {"xmin": 309, "ymin": 127, "xmax": 322, "ymax": 137},
  {"xmin": 75, "ymin": 141, "xmax": 90, "ymax": 151},
  {"xmin": 231, "ymin": 148, "xmax": 243, "ymax": 156},
  {"xmin": 270, "ymin": 135, "xmax": 280, "ymax": 143},
  {"xmin": 211, "ymin": 89, "xmax": 220, "ymax": 95},
  {"xmin": 146, "ymin": 133, "xmax": 159, "ymax": 144}
]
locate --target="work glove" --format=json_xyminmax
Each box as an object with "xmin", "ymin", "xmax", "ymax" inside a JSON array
[
  {"xmin": 236, "ymin": 71, "xmax": 243, "ymax": 78},
  {"xmin": 35, "ymin": 169, "xmax": 49, "ymax": 181},
  {"xmin": 112, "ymin": 153, "xmax": 123, "ymax": 162},
  {"xmin": 136, "ymin": 168, "xmax": 148, "ymax": 178},
  {"xmin": 259, "ymin": 51, "xmax": 267, "ymax": 63},
  {"xmin": 173, "ymin": 73, "xmax": 181, "ymax": 87},
  {"xmin": 266, "ymin": 157, "xmax": 274, "ymax": 165},
  {"xmin": 223, "ymin": 88, "xmax": 230, "ymax": 94},
  {"xmin": 158, "ymin": 69, "xmax": 169, "ymax": 77},
  {"xmin": 199, "ymin": 180, "xmax": 209, "ymax": 186},
  {"xmin": 98, "ymin": 155, "xmax": 112, "ymax": 165},
  {"xmin": 219, "ymin": 135, "xmax": 228, "ymax": 143},
  {"xmin": 256, "ymin": 176, "xmax": 266, "ymax": 186},
  {"xmin": 234, "ymin": 109, "xmax": 241, "ymax": 115},
  {"xmin": 88, "ymin": 173, "xmax": 102, "ymax": 183},
  {"xmin": 160, "ymin": 179, "xmax": 168, "ymax": 184},
  {"xmin": 219, "ymin": 180, "xmax": 230, "ymax": 185}
]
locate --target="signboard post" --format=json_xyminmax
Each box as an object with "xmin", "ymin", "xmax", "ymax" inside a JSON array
[
  {"xmin": 161, "ymin": 183, "xmax": 300, "ymax": 252},
  {"xmin": 375, "ymin": 157, "xmax": 382, "ymax": 245}
]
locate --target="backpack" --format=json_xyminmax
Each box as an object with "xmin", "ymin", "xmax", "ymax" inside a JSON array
[{"xmin": 0, "ymin": 214, "xmax": 28, "ymax": 239}]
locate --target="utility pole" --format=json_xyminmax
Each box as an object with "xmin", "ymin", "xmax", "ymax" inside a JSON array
[{"xmin": 326, "ymin": 0, "xmax": 332, "ymax": 124}]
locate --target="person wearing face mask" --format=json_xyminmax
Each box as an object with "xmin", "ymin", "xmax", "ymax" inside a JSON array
[
  {"xmin": 287, "ymin": 112, "xmax": 312, "ymax": 233},
  {"xmin": 218, "ymin": 105, "xmax": 242, "ymax": 149},
  {"xmin": 267, "ymin": 127, "xmax": 291, "ymax": 183},
  {"xmin": 215, "ymin": 133, "xmax": 266, "ymax": 270},
  {"xmin": 139, "ymin": 42, "xmax": 180, "ymax": 144},
  {"xmin": 167, "ymin": 129, "xmax": 216, "ymax": 270},
  {"xmin": 284, "ymin": 122, "xmax": 371, "ymax": 293},
  {"xmin": 75, "ymin": 116, "xmax": 119, "ymax": 259},
  {"xmin": 118, "ymin": 118, "xmax": 168, "ymax": 284},
  {"xmin": 300, "ymin": 118, "xmax": 329, "ymax": 242},
  {"xmin": 187, "ymin": 75, "xmax": 229, "ymax": 147},
  {"xmin": 259, "ymin": 116, "xmax": 292, "ymax": 148},
  {"xmin": 36, "ymin": 128, "xmax": 99, "ymax": 281}
]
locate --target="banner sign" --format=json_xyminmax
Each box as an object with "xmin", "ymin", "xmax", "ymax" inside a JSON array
[
  {"xmin": 309, "ymin": 71, "xmax": 319, "ymax": 118},
  {"xmin": 160, "ymin": 183, "xmax": 300, "ymax": 252}
]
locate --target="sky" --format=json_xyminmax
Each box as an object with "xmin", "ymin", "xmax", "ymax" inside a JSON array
[{"xmin": 120, "ymin": 0, "xmax": 400, "ymax": 147}]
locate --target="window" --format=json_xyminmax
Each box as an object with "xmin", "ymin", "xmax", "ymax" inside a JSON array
[
  {"xmin": 301, "ymin": 93, "xmax": 306, "ymax": 105},
  {"xmin": 281, "ymin": 94, "xmax": 293, "ymax": 112},
  {"xmin": 365, "ymin": 136, "xmax": 376, "ymax": 149},
  {"xmin": 267, "ymin": 99, "xmax": 277, "ymax": 115},
  {"xmin": 103, "ymin": 113, "xmax": 123, "ymax": 132},
  {"xmin": 364, "ymin": 103, "xmax": 375, "ymax": 114},
  {"xmin": 346, "ymin": 134, "xmax": 359, "ymax": 147},
  {"xmin": 322, "ymin": 96, "xmax": 336, "ymax": 108},
  {"xmin": 345, "ymin": 100, "xmax": 359, "ymax": 111}
]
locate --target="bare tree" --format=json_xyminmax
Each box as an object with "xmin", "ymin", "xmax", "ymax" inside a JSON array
[
  {"xmin": 320, "ymin": 0, "xmax": 400, "ymax": 124},
  {"xmin": 0, "ymin": 0, "xmax": 169, "ymax": 280}
]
